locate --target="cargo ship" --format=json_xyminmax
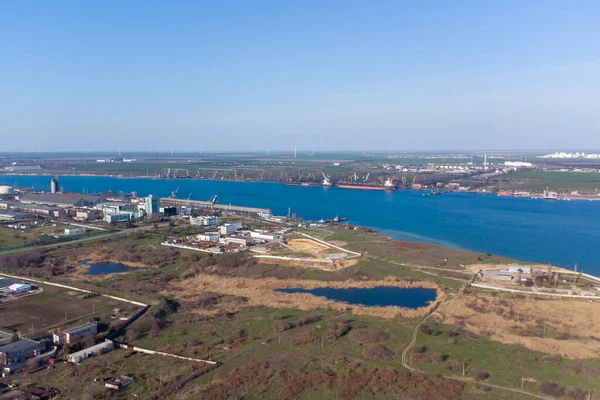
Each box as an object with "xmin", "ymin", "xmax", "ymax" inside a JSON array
[
  {"xmin": 337, "ymin": 178, "xmax": 396, "ymax": 191},
  {"xmin": 497, "ymin": 190, "xmax": 513, "ymax": 197}
]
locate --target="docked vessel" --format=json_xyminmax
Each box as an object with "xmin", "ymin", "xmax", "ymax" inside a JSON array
[
  {"xmin": 497, "ymin": 190, "xmax": 513, "ymax": 197},
  {"xmin": 337, "ymin": 178, "xmax": 396, "ymax": 191}
]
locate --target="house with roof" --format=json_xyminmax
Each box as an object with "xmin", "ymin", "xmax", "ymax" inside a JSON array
[
  {"xmin": 0, "ymin": 338, "xmax": 45, "ymax": 366},
  {"xmin": 53, "ymin": 322, "xmax": 97, "ymax": 345}
]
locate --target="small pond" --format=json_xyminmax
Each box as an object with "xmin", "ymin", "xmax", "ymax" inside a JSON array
[
  {"xmin": 86, "ymin": 262, "xmax": 134, "ymax": 275},
  {"xmin": 275, "ymin": 287, "xmax": 437, "ymax": 308}
]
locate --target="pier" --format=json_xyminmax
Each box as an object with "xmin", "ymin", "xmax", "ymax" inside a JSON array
[{"xmin": 159, "ymin": 197, "xmax": 271, "ymax": 214}]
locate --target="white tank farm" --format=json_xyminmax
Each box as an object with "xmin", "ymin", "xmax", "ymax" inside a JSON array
[{"xmin": 0, "ymin": 185, "xmax": 14, "ymax": 195}]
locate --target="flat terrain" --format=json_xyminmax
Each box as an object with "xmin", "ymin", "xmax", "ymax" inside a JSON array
[
  {"xmin": 1, "ymin": 224, "xmax": 599, "ymax": 399},
  {"xmin": 0, "ymin": 283, "xmax": 139, "ymax": 336}
]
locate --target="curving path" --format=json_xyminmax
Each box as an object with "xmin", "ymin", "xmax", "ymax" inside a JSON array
[{"xmin": 401, "ymin": 311, "xmax": 553, "ymax": 400}]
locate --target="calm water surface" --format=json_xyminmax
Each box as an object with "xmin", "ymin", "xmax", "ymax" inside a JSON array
[
  {"xmin": 276, "ymin": 287, "xmax": 437, "ymax": 308},
  {"xmin": 5, "ymin": 175, "xmax": 600, "ymax": 274},
  {"xmin": 87, "ymin": 262, "xmax": 132, "ymax": 275}
]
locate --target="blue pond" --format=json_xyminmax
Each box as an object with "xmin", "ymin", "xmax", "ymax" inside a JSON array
[
  {"xmin": 276, "ymin": 287, "xmax": 437, "ymax": 308},
  {"xmin": 86, "ymin": 262, "xmax": 132, "ymax": 275}
]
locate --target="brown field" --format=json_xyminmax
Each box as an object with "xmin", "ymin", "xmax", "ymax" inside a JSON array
[
  {"xmin": 258, "ymin": 255, "xmax": 360, "ymax": 271},
  {"xmin": 441, "ymin": 293, "xmax": 600, "ymax": 358},
  {"xmin": 170, "ymin": 274, "xmax": 443, "ymax": 319},
  {"xmin": 0, "ymin": 284, "xmax": 139, "ymax": 336},
  {"xmin": 287, "ymin": 238, "xmax": 343, "ymax": 258}
]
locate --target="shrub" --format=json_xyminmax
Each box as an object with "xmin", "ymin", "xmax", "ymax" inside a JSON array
[
  {"xmin": 326, "ymin": 322, "xmax": 350, "ymax": 341},
  {"xmin": 477, "ymin": 372, "xmax": 490, "ymax": 380},
  {"xmin": 539, "ymin": 382, "xmax": 565, "ymax": 398},
  {"xmin": 413, "ymin": 345, "xmax": 424, "ymax": 354},
  {"xmin": 349, "ymin": 329, "xmax": 389, "ymax": 345},
  {"xmin": 363, "ymin": 344, "xmax": 394, "ymax": 360}
]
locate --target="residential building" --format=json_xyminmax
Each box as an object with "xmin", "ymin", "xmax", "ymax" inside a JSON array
[
  {"xmin": 508, "ymin": 265, "xmax": 532, "ymax": 274},
  {"xmin": 53, "ymin": 322, "xmax": 97, "ymax": 345},
  {"xmin": 0, "ymin": 339, "xmax": 45, "ymax": 366}
]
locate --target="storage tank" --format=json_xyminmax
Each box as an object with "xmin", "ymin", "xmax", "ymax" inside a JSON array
[
  {"xmin": 50, "ymin": 177, "xmax": 59, "ymax": 193},
  {"xmin": 0, "ymin": 185, "xmax": 14, "ymax": 195}
]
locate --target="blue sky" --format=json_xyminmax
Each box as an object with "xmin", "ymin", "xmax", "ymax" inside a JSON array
[{"xmin": 1, "ymin": 1, "xmax": 599, "ymax": 152}]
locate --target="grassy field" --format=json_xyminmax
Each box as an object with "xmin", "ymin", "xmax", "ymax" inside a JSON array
[
  {"xmin": 508, "ymin": 171, "xmax": 600, "ymax": 182},
  {"xmin": 414, "ymin": 322, "xmax": 600, "ymax": 396},
  {"xmin": 0, "ymin": 283, "xmax": 140, "ymax": 337}
]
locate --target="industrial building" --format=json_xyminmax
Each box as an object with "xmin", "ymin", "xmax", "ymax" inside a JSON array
[
  {"xmin": 19, "ymin": 193, "xmax": 104, "ymax": 208},
  {"xmin": 0, "ymin": 211, "xmax": 28, "ymax": 221},
  {"xmin": 139, "ymin": 195, "xmax": 159, "ymax": 216},
  {"xmin": 0, "ymin": 281, "xmax": 32, "ymax": 296},
  {"xmin": 50, "ymin": 178, "xmax": 59, "ymax": 193},
  {"xmin": 0, "ymin": 185, "xmax": 14, "ymax": 195},
  {"xmin": 220, "ymin": 222, "xmax": 242, "ymax": 235},
  {"xmin": 67, "ymin": 340, "xmax": 113, "ymax": 363},
  {"xmin": 250, "ymin": 231, "xmax": 280, "ymax": 241},
  {"xmin": 190, "ymin": 215, "xmax": 219, "ymax": 226},
  {"xmin": 196, "ymin": 232, "xmax": 220, "ymax": 242},
  {"xmin": 0, "ymin": 339, "xmax": 45, "ymax": 366},
  {"xmin": 104, "ymin": 213, "xmax": 131, "ymax": 223},
  {"xmin": 226, "ymin": 236, "xmax": 253, "ymax": 247},
  {"xmin": 53, "ymin": 322, "xmax": 98, "ymax": 345}
]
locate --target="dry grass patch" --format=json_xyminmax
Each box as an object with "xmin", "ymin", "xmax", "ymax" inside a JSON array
[
  {"xmin": 169, "ymin": 274, "xmax": 443, "ymax": 319},
  {"xmin": 441, "ymin": 293, "xmax": 600, "ymax": 358}
]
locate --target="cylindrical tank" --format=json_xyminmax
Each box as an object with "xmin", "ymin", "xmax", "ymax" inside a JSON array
[
  {"xmin": 50, "ymin": 178, "xmax": 59, "ymax": 193},
  {"xmin": 0, "ymin": 185, "xmax": 14, "ymax": 195}
]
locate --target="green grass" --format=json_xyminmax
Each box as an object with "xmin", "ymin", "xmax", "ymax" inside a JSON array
[
  {"xmin": 414, "ymin": 323, "xmax": 600, "ymax": 395},
  {"xmin": 508, "ymin": 171, "xmax": 600, "ymax": 182}
]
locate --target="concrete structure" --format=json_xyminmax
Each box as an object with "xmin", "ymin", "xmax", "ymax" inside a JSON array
[
  {"xmin": 67, "ymin": 340, "xmax": 113, "ymax": 363},
  {"xmin": 104, "ymin": 214, "xmax": 130, "ymax": 223},
  {"xmin": 197, "ymin": 232, "xmax": 220, "ymax": 242},
  {"xmin": 190, "ymin": 216, "xmax": 219, "ymax": 226},
  {"xmin": 50, "ymin": 178, "xmax": 59, "ymax": 194},
  {"xmin": 64, "ymin": 227, "xmax": 86, "ymax": 235},
  {"xmin": 7, "ymin": 283, "xmax": 31, "ymax": 293},
  {"xmin": 53, "ymin": 322, "xmax": 97, "ymax": 345},
  {"xmin": 19, "ymin": 193, "xmax": 103, "ymax": 208},
  {"xmin": 250, "ymin": 231, "xmax": 280, "ymax": 241},
  {"xmin": 160, "ymin": 197, "xmax": 271, "ymax": 214},
  {"xmin": 0, "ymin": 211, "xmax": 28, "ymax": 221},
  {"xmin": 140, "ymin": 195, "xmax": 159, "ymax": 216},
  {"xmin": 0, "ymin": 339, "xmax": 45, "ymax": 366},
  {"xmin": 504, "ymin": 161, "xmax": 533, "ymax": 167},
  {"xmin": 508, "ymin": 265, "xmax": 532, "ymax": 274},
  {"xmin": 75, "ymin": 210, "xmax": 99, "ymax": 221},
  {"xmin": 105, "ymin": 376, "xmax": 134, "ymax": 390},
  {"xmin": 226, "ymin": 236, "xmax": 253, "ymax": 247},
  {"xmin": 0, "ymin": 185, "xmax": 14, "ymax": 195},
  {"xmin": 220, "ymin": 222, "xmax": 242, "ymax": 235}
]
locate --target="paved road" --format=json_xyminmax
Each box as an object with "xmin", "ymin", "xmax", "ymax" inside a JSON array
[{"xmin": 0, "ymin": 223, "xmax": 168, "ymax": 256}]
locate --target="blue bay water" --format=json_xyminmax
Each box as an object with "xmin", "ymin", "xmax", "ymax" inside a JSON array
[{"xmin": 4, "ymin": 175, "xmax": 600, "ymax": 274}]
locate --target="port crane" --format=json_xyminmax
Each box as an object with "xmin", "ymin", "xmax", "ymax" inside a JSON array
[
  {"xmin": 364, "ymin": 173, "xmax": 370, "ymax": 181},
  {"xmin": 170, "ymin": 187, "xmax": 179, "ymax": 198},
  {"xmin": 209, "ymin": 194, "xmax": 218, "ymax": 204},
  {"xmin": 187, "ymin": 192, "xmax": 193, "ymax": 200}
]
